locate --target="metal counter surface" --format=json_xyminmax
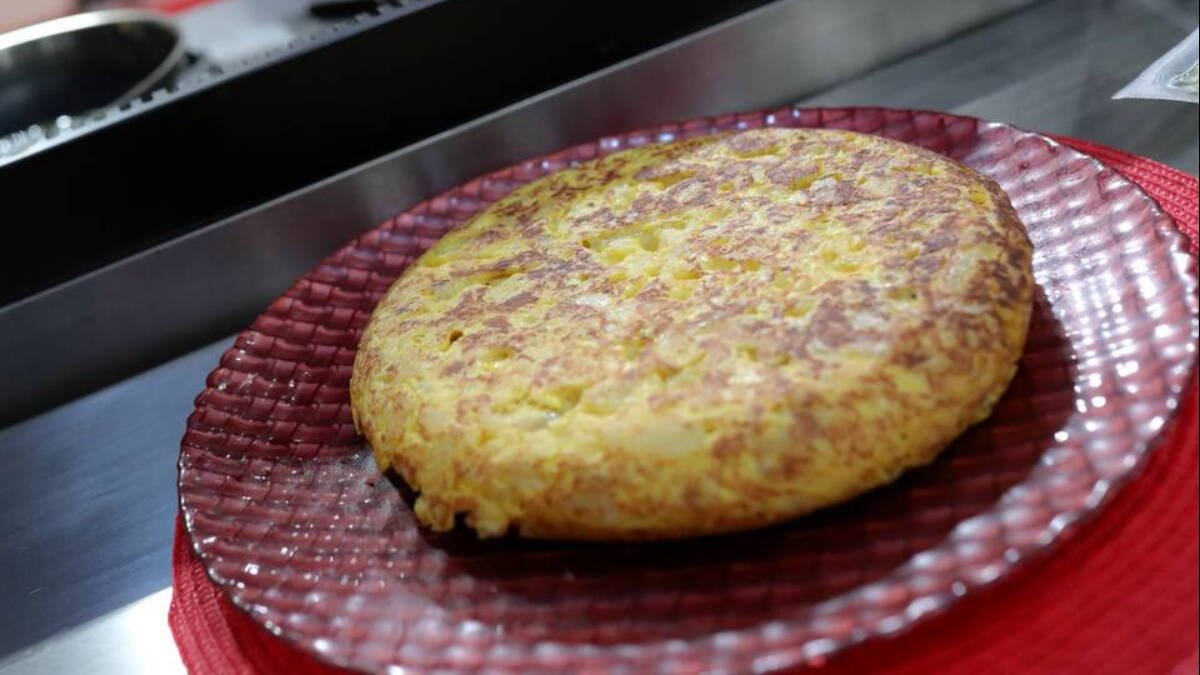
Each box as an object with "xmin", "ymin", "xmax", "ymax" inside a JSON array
[
  {"xmin": 2, "ymin": 0, "xmax": 1195, "ymax": 670},
  {"xmin": 804, "ymin": 0, "xmax": 1198, "ymax": 174}
]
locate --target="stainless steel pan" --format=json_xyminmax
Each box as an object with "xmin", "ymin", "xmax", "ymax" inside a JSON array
[{"xmin": 0, "ymin": 9, "xmax": 184, "ymax": 137}]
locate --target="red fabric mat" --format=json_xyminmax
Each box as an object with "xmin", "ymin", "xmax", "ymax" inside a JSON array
[{"xmin": 169, "ymin": 137, "xmax": 1200, "ymax": 674}]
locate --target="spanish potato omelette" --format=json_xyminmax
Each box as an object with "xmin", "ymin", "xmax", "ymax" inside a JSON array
[{"xmin": 351, "ymin": 128, "xmax": 1034, "ymax": 540}]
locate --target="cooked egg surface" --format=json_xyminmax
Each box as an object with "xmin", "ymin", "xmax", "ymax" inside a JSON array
[{"xmin": 351, "ymin": 128, "xmax": 1034, "ymax": 540}]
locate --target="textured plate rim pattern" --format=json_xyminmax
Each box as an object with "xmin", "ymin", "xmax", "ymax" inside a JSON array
[{"xmin": 178, "ymin": 106, "xmax": 1200, "ymax": 673}]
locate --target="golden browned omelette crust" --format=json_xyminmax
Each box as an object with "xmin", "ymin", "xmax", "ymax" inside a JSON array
[{"xmin": 351, "ymin": 128, "xmax": 1034, "ymax": 540}]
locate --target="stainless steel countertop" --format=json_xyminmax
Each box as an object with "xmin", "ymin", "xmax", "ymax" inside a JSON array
[
  {"xmin": 804, "ymin": 0, "xmax": 1198, "ymax": 173},
  {"xmin": 2, "ymin": 0, "xmax": 1196, "ymax": 670},
  {"xmin": 0, "ymin": 340, "xmax": 228, "ymax": 658}
]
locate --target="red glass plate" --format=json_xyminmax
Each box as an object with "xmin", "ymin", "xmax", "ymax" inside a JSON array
[{"xmin": 178, "ymin": 107, "xmax": 1199, "ymax": 673}]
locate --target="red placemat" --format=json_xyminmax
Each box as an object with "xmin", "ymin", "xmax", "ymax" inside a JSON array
[{"xmin": 169, "ymin": 135, "xmax": 1199, "ymax": 675}]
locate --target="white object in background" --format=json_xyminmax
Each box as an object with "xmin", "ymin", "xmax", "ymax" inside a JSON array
[
  {"xmin": 0, "ymin": 589, "xmax": 184, "ymax": 675},
  {"xmin": 1114, "ymin": 29, "xmax": 1199, "ymax": 104},
  {"xmin": 177, "ymin": 0, "xmax": 319, "ymax": 69}
]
